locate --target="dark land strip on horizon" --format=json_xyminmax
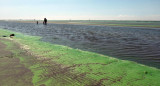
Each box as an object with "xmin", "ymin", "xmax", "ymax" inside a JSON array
[{"xmin": 15, "ymin": 20, "xmax": 160, "ymax": 28}]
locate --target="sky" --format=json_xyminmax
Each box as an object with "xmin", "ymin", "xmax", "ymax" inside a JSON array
[{"xmin": 0, "ymin": 0, "xmax": 160, "ymax": 20}]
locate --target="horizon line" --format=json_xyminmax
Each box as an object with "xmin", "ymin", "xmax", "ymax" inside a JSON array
[{"xmin": 1, "ymin": 19, "xmax": 160, "ymax": 21}]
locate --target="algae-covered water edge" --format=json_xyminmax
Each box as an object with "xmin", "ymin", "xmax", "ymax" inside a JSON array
[
  {"xmin": 0, "ymin": 29, "xmax": 160, "ymax": 86},
  {"xmin": 0, "ymin": 21, "xmax": 160, "ymax": 68}
]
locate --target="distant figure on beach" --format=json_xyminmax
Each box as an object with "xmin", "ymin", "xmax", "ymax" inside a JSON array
[
  {"xmin": 36, "ymin": 21, "xmax": 39, "ymax": 25},
  {"xmin": 43, "ymin": 18, "xmax": 47, "ymax": 25}
]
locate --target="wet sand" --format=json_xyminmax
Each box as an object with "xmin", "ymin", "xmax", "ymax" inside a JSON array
[
  {"xmin": 0, "ymin": 38, "xmax": 96, "ymax": 85},
  {"xmin": 0, "ymin": 32, "xmax": 160, "ymax": 86},
  {"xmin": 0, "ymin": 39, "xmax": 33, "ymax": 86}
]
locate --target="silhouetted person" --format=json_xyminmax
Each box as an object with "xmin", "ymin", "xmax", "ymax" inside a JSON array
[
  {"xmin": 43, "ymin": 18, "xmax": 47, "ymax": 25},
  {"xmin": 37, "ymin": 21, "xmax": 39, "ymax": 25}
]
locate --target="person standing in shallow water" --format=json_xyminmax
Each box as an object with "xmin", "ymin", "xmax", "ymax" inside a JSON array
[
  {"xmin": 36, "ymin": 21, "xmax": 38, "ymax": 25},
  {"xmin": 43, "ymin": 18, "xmax": 47, "ymax": 25}
]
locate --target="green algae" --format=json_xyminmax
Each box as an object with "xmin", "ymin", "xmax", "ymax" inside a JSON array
[{"xmin": 0, "ymin": 28, "xmax": 160, "ymax": 86}]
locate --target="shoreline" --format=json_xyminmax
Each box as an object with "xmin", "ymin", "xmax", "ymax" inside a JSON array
[
  {"xmin": 7, "ymin": 20, "xmax": 160, "ymax": 28},
  {"xmin": 0, "ymin": 29, "xmax": 160, "ymax": 86}
]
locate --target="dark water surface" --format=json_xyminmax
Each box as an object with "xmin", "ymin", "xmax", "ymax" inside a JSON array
[{"xmin": 0, "ymin": 21, "xmax": 160, "ymax": 68}]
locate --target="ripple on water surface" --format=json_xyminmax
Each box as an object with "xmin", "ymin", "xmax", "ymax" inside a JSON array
[{"xmin": 0, "ymin": 21, "xmax": 160, "ymax": 68}]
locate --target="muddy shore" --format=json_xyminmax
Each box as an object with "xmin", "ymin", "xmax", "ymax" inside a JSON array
[
  {"xmin": 0, "ymin": 38, "xmax": 33, "ymax": 86},
  {"xmin": 0, "ymin": 38, "xmax": 96, "ymax": 86},
  {"xmin": 0, "ymin": 30, "xmax": 160, "ymax": 86}
]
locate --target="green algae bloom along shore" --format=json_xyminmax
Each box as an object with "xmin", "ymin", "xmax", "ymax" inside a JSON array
[{"xmin": 0, "ymin": 28, "xmax": 160, "ymax": 86}]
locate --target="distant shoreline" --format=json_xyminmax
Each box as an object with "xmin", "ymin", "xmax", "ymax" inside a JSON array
[{"xmin": 10, "ymin": 20, "xmax": 160, "ymax": 28}]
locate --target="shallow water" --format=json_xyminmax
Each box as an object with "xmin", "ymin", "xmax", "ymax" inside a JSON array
[{"xmin": 0, "ymin": 21, "xmax": 160, "ymax": 68}]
